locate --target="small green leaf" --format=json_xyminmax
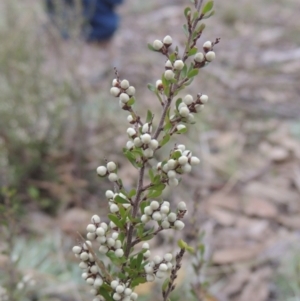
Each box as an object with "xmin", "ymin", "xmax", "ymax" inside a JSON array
[
  {"xmin": 177, "ymin": 127, "xmax": 187, "ymax": 134},
  {"xmin": 146, "ymin": 110, "xmax": 153, "ymax": 122},
  {"xmin": 128, "ymin": 189, "xmax": 136, "ymax": 198},
  {"xmin": 202, "ymin": 10, "xmax": 215, "ymax": 19},
  {"xmin": 181, "ymin": 64, "xmax": 188, "ymax": 78},
  {"xmin": 147, "ymin": 83, "xmax": 156, "ymax": 92},
  {"xmin": 188, "ymin": 47, "xmax": 198, "ymax": 56},
  {"xmin": 131, "ymin": 277, "xmax": 147, "ymax": 287},
  {"xmin": 149, "ymin": 168, "xmax": 155, "ymax": 182},
  {"xmin": 176, "ymin": 98, "xmax": 182, "ymax": 110},
  {"xmin": 160, "ymin": 134, "xmax": 171, "ymax": 147},
  {"xmin": 202, "ymin": 1, "xmax": 214, "ymax": 14},
  {"xmin": 147, "ymin": 43, "xmax": 156, "ymax": 51},
  {"xmin": 184, "ymin": 7, "xmax": 191, "ymax": 18},
  {"xmin": 182, "ymin": 24, "xmax": 189, "ymax": 37},
  {"xmin": 123, "ymin": 149, "xmax": 138, "ymax": 167},
  {"xmin": 192, "ymin": 11, "xmax": 199, "ymax": 21},
  {"xmin": 136, "ymin": 253, "xmax": 143, "ymax": 269},
  {"xmin": 196, "ymin": 23, "xmax": 206, "ymax": 33},
  {"xmin": 114, "ymin": 195, "xmax": 129, "ymax": 204},
  {"xmin": 187, "ymin": 69, "xmax": 199, "ymax": 78},
  {"xmin": 140, "ymin": 234, "xmax": 154, "ymax": 241},
  {"xmin": 108, "ymin": 214, "xmax": 124, "ymax": 229},
  {"xmin": 99, "ymin": 287, "xmax": 114, "ymax": 301},
  {"xmin": 162, "ymin": 278, "xmax": 170, "ymax": 291},
  {"xmin": 148, "ymin": 189, "xmax": 163, "ymax": 198},
  {"xmin": 127, "ymin": 97, "xmax": 135, "ymax": 106},
  {"xmin": 169, "ymin": 52, "xmax": 177, "ymax": 63},
  {"xmin": 178, "ymin": 239, "xmax": 188, "ymax": 249}
]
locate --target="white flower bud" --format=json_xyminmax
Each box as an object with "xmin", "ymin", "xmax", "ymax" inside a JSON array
[
  {"xmin": 83, "ymin": 241, "xmax": 92, "ymax": 250},
  {"xmin": 126, "ymin": 140, "xmax": 134, "ymax": 150},
  {"xmin": 107, "ymin": 161, "xmax": 117, "ymax": 172},
  {"xmin": 150, "ymin": 200, "xmax": 159, "ymax": 210},
  {"xmin": 110, "ymin": 221, "xmax": 116, "ymax": 228},
  {"xmin": 183, "ymin": 150, "xmax": 191, "ymax": 157},
  {"xmin": 156, "ymin": 270, "xmax": 166, "ymax": 279},
  {"xmin": 111, "ymin": 280, "xmax": 119, "ymax": 289},
  {"xmin": 153, "ymin": 39, "xmax": 163, "ymax": 50},
  {"xmin": 178, "ymin": 156, "xmax": 188, "ymax": 165},
  {"xmin": 142, "ymin": 123, "xmax": 152, "ymax": 133},
  {"xmin": 115, "ymin": 248, "xmax": 124, "ymax": 257},
  {"xmin": 203, "ymin": 41, "xmax": 212, "ymax": 50},
  {"xmin": 112, "ymin": 232, "xmax": 119, "ymax": 240},
  {"xmin": 80, "ymin": 252, "xmax": 89, "ymax": 261},
  {"xmin": 72, "ymin": 246, "xmax": 82, "ymax": 254},
  {"xmin": 205, "ymin": 51, "xmax": 215, "ymax": 62},
  {"xmin": 127, "ymin": 115, "xmax": 134, "ymax": 123},
  {"xmin": 116, "ymin": 285, "xmax": 125, "ymax": 294},
  {"xmin": 107, "ymin": 238, "xmax": 116, "ymax": 247},
  {"xmin": 110, "ymin": 87, "xmax": 120, "ymax": 97},
  {"xmin": 79, "ymin": 261, "xmax": 88, "ymax": 269},
  {"xmin": 195, "ymin": 104, "xmax": 204, "ymax": 112},
  {"xmin": 162, "ymin": 163, "xmax": 169, "ymax": 173},
  {"xmin": 100, "ymin": 222, "xmax": 108, "ymax": 231},
  {"xmin": 178, "ymin": 201, "xmax": 187, "ymax": 211},
  {"xmin": 179, "ymin": 106, "xmax": 190, "ymax": 117},
  {"xmin": 124, "ymin": 288, "xmax": 132, "ymax": 295},
  {"xmin": 168, "ymin": 212, "xmax": 177, "ymax": 222},
  {"xmin": 149, "ymin": 139, "xmax": 159, "ymax": 150},
  {"xmin": 183, "ymin": 94, "xmax": 193, "ymax": 105},
  {"xmin": 164, "ymin": 253, "xmax": 173, "ymax": 262},
  {"xmin": 160, "ymin": 205, "xmax": 169, "ymax": 214},
  {"xmin": 82, "ymin": 272, "xmax": 88, "ymax": 279},
  {"xmin": 115, "ymin": 240, "xmax": 122, "ymax": 249},
  {"xmin": 142, "ymin": 242, "xmax": 150, "ymax": 249},
  {"xmin": 174, "ymin": 220, "xmax": 185, "ymax": 230},
  {"xmin": 152, "ymin": 212, "xmax": 162, "ymax": 221},
  {"xmin": 110, "ymin": 204, "xmax": 119, "ymax": 213},
  {"xmin": 143, "ymin": 250, "xmax": 151, "ymax": 258},
  {"xmin": 187, "ymin": 113, "xmax": 195, "ymax": 123},
  {"xmin": 194, "ymin": 52, "xmax": 204, "ymax": 63},
  {"xmin": 163, "ymin": 35, "xmax": 172, "ymax": 45},
  {"xmin": 94, "ymin": 277, "xmax": 103, "ymax": 288},
  {"xmin": 182, "ymin": 164, "xmax": 192, "ymax": 173},
  {"xmin": 143, "ymin": 148, "xmax": 154, "ymax": 158},
  {"xmin": 177, "ymin": 144, "xmax": 186, "ymax": 151},
  {"xmin": 167, "ymin": 159, "xmax": 176, "ymax": 170},
  {"xmin": 86, "ymin": 277, "xmax": 95, "ymax": 285},
  {"xmin": 190, "ymin": 156, "xmax": 200, "ymax": 165},
  {"xmin": 141, "ymin": 133, "xmax": 151, "ymax": 144},
  {"xmin": 90, "ymin": 265, "xmax": 99, "ymax": 274},
  {"xmin": 91, "ymin": 215, "xmax": 100, "ymax": 223},
  {"xmin": 144, "ymin": 206, "xmax": 153, "ymax": 215},
  {"xmin": 89, "ymin": 253, "xmax": 95, "ymax": 262},
  {"xmin": 113, "ymin": 292, "xmax": 121, "ymax": 301},
  {"xmin": 141, "ymin": 214, "xmax": 150, "ymax": 223},
  {"xmin": 164, "ymin": 70, "xmax": 174, "ymax": 80},
  {"xmin": 96, "ymin": 226, "xmax": 105, "ymax": 236},
  {"xmin": 159, "ymin": 263, "xmax": 168, "ymax": 271},
  {"xmin": 97, "ymin": 236, "xmax": 106, "ymax": 244},
  {"xmin": 96, "ymin": 166, "xmax": 107, "ymax": 176},
  {"xmin": 108, "ymin": 173, "xmax": 119, "ymax": 182},
  {"xmin": 127, "ymin": 127, "xmax": 136, "ymax": 137},
  {"xmin": 144, "ymin": 264, "xmax": 154, "ymax": 273},
  {"xmin": 112, "ymin": 78, "xmax": 118, "ymax": 86},
  {"xmin": 120, "ymin": 79, "xmax": 129, "ymax": 89},
  {"xmin": 99, "ymin": 245, "xmax": 108, "ymax": 254},
  {"xmin": 167, "ymin": 170, "xmax": 176, "ymax": 179},
  {"xmin": 168, "ymin": 178, "xmax": 179, "ymax": 187},
  {"xmin": 133, "ymin": 137, "xmax": 143, "ymax": 147},
  {"xmin": 174, "ymin": 60, "xmax": 184, "ymax": 70},
  {"xmin": 154, "ymin": 255, "xmax": 162, "ymax": 264},
  {"xmin": 165, "ymin": 60, "xmax": 173, "ymax": 68},
  {"xmin": 176, "ymin": 124, "xmax": 186, "ymax": 132},
  {"xmin": 156, "ymin": 79, "xmax": 163, "ymax": 89},
  {"xmin": 87, "ymin": 224, "xmax": 96, "ymax": 233},
  {"xmin": 146, "ymin": 274, "xmax": 155, "ymax": 282},
  {"xmin": 120, "ymin": 93, "xmax": 130, "ymax": 104},
  {"xmin": 167, "ymin": 262, "xmax": 173, "ymax": 270},
  {"xmin": 178, "ymin": 102, "xmax": 187, "ymax": 110},
  {"xmin": 126, "ymin": 86, "xmax": 136, "ymax": 96},
  {"xmin": 105, "ymin": 190, "xmax": 114, "ymax": 199},
  {"xmin": 200, "ymin": 94, "xmax": 208, "ymax": 103}
]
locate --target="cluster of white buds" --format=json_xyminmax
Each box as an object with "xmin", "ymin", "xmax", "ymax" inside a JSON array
[
  {"xmin": 164, "ymin": 58, "xmax": 185, "ymax": 80},
  {"xmin": 141, "ymin": 200, "xmax": 187, "ymax": 231},
  {"xmin": 96, "ymin": 161, "xmax": 119, "ymax": 182},
  {"xmin": 152, "ymin": 35, "xmax": 173, "ymax": 52},
  {"xmin": 110, "ymin": 279, "xmax": 138, "ymax": 301},
  {"xmin": 126, "ymin": 123, "xmax": 159, "ymax": 159},
  {"xmin": 110, "ymin": 78, "xmax": 136, "ymax": 110},
  {"xmin": 194, "ymin": 40, "xmax": 216, "ymax": 65},
  {"xmin": 144, "ymin": 252, "xmax": 174, "ymax": 281},
  {"xmin": 173, "ymin": 93, "xmax": 209, "ymax": 124},
  {"xmin": 157, "ymin": 144, "xmax": 200, "ymax": 186},
  {"xmin": 106, "ymin": 190, "xmax": 131, "ymax": 213}
]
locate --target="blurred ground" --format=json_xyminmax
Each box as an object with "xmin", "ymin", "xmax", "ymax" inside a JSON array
[{"xmin": 1, "ymin": 0, "xmax": 300, "ymax": 301}]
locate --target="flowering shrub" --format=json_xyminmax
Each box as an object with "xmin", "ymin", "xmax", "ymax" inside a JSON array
[{"xmin": 72, "ymin": 1, "xmax": 219, "ymax": 300}]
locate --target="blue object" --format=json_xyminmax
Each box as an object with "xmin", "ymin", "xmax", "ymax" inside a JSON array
[{"xmin": 45, "ymin": 0, "xmax": 123, "ymax": 41}]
